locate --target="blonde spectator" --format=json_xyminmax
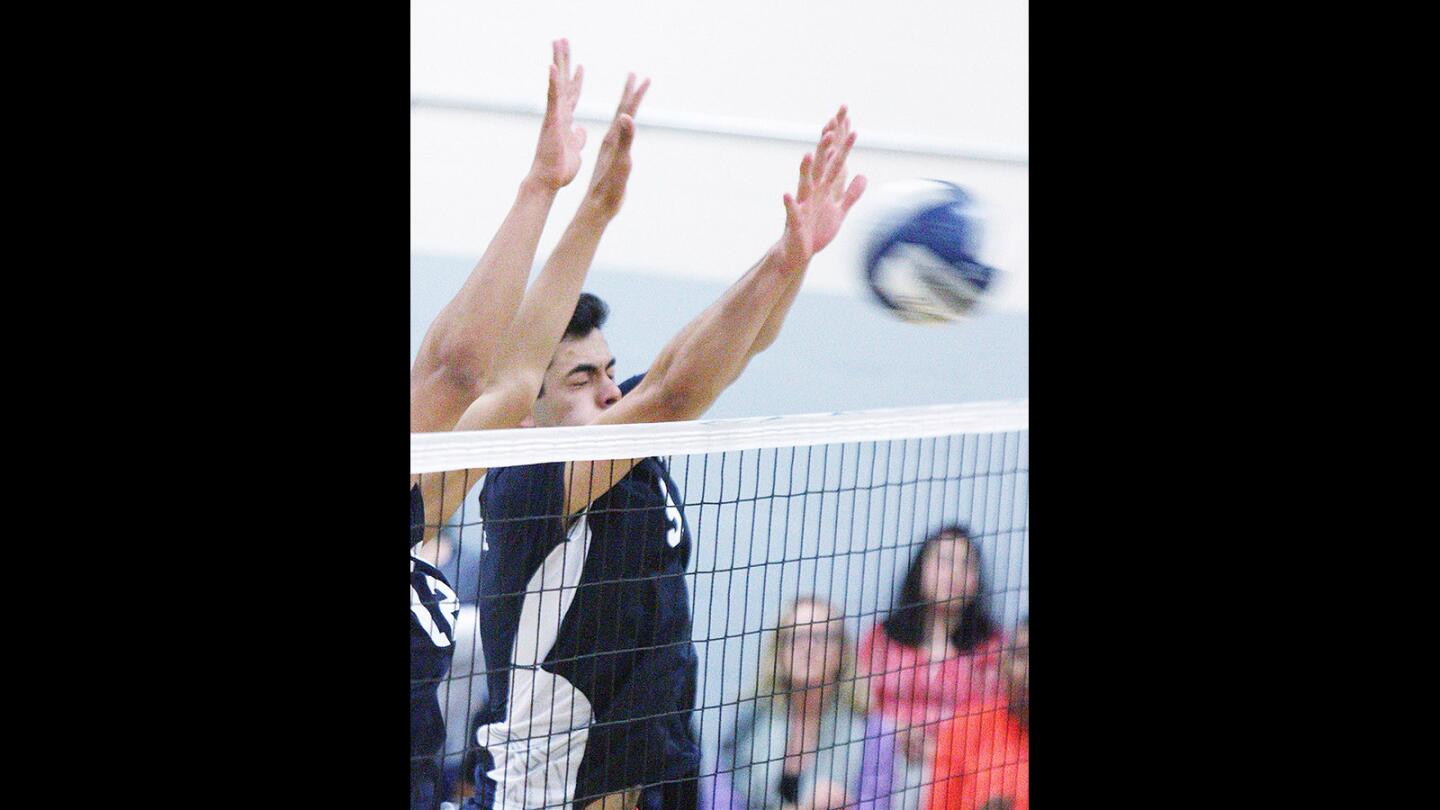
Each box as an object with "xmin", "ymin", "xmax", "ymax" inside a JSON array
[{"xmin": 717, "ymin": 596, "xmax": 875, "ymax": 809}]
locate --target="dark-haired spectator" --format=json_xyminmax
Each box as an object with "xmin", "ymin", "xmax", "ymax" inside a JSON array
[
  {"xmin": 928, "ymin": 620, "xmax": 1028, "ymax": 810},
  {"xmin": 855, "ymin": 525, "xmax": 1003, "ymax": 810},
  {"xmin": 716, "ymin": 596, "xmax": 876, "ymax": 809}
]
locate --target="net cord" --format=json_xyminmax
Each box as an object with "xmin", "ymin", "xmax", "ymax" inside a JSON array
[{"xmin": 411, "ymin": 399, "xmax": 1028, "ymax": 474}]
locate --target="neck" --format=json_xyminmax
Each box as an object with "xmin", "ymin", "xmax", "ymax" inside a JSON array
[{"xmin": 927, "ymin": 607, "xmax": 959, "ymax": 639}]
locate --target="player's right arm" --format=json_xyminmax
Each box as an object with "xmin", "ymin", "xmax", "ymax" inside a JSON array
[
  {"xmin": 410, "ymin": 39, "xmax": 586, "ymax": 436},
  {"xmin": 557, "ymin": 107, "xmax": 866, "ymax": 516},
  {"xmin": 418, "ymin": 75, "xmax": 651, "ymax": 535}
]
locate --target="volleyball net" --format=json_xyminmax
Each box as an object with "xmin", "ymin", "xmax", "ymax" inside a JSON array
[{"xmin": 411, "ymin": 400, "xmax": 1029, "ymax": 809}]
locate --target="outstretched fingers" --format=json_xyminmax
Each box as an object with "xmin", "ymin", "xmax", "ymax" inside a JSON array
[
  {"xmin": 824, "ymin": 130, "xmax": 858, "ymax": 195},
  {"xmin": 842, "ymin": 174, "xmax": 867, "ymax": 213},
  {"xmin": 615, "ymin": 73, "xmax": 650, "ymax": 119},
  {"xmin": 618, "ymin": 73, "xmax": 635, "ymax": 113},
  {"xmin": 798, "ymin": 153, "xmax": 814, "ymax": 202},
  {"xmin": 811, "ymin": 132, "xmax": 836, "ymax": 191},
  {"xmin": 568, "ymin": 65, "xmax": 584, "ymax": 108},
  {"xmin": 631, "ymin": 77, "xmax": 650, "ymax": 114},
  {"xmin": 545, "ymin": 64, "xmax": 560, "ymax": 118},
  {"xmin": 547, "ymin": 39, "xmax": 584, "ymax": 122}
]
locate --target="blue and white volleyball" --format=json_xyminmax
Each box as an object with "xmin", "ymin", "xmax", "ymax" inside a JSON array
[{"xmin": 862, "ymin": 180, "xmax": 999, "ymax": 324}]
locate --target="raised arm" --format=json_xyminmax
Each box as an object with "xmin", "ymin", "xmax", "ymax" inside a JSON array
[
  {"xmin": 419, "ymin": 75, "xmax": 650, "ymax": 531},
  {"xmin": 410, "ymin": 39, "xmax": 587, "ymax": 434},
  {"xmin": 749, "ymin": 108, "xmax": 861, "ymax": 359},
  {"xmin": 559, "ymin": 107, "xmax": 866, "ymax": 515}
]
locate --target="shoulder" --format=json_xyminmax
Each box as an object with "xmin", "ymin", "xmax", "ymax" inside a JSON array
[
  {"xmin": 727, "ymin": 699, "xmax": 780, "ymax": 755},
  {"xmin": 860, "ymin": 623, "xmax": 883, "ymax": 652},
  {"xmin": 480, "ymin": 462, "xmax": 566, "ymax": 518},
  {"xmin": 860, "ymin": 624, "xmax": 896, "ymax": 663},
  {"xmin": 734, "ymin": 696, "xmax": 781, "ymax": 735},
  {"xmin": 618, "ymin": 372, "xmax": 647, "ymax": 396},
  {"xmin": 967, "ymin": 632, "xmax": 1006, "ymax": 664}
]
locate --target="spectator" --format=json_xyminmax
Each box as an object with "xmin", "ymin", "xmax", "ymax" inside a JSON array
[
  {"xmin": 928, "ymin": 619, "xmax": 1028, "ymax": 810},
  {"xmin": 856, "ymin": 525, "xmax": 1003, "ymax": 810},
  {"xmin": 717, "ymin": 596, "xmax": 871, "ymax": 809}
]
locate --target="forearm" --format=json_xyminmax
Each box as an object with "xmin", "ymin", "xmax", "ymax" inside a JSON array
[
  {"xmin": 485, "ymin": 202, "xmax": 610, "ymax": 394},
  {"xmin": 645, "ymin": 244, "xmax": 804, "ymax": 418},
  {"xmin": 648, "ymin": 248, "xmax": 791, "ymax": 380},
  {"xmin": 418, "ymin": 465, "xmax": 487, "ymax": 539},
  {"xmin": 748, "ymin": 257, "xmax": 807, "ymax": 358},
  {"xmin": 416, "ymin": 177, "xmax": 558, "ymax": 388}
]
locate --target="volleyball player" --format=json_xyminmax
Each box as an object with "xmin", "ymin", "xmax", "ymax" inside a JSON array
[
  {"xmin": 466, "ymin": 108, "xmax": 865, "ymax": 810},
  {"xmin": 410, "ymin": 40, "xmax": 649, "ymax": 810}
]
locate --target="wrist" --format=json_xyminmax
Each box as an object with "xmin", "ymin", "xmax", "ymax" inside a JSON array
[
  {"xmin": 518, "ymin": 174, "xmax": 562, "ymax": 201},
  {"xmin": 768, "ymin": 239, "xmax": 811, "ymax": 273}
]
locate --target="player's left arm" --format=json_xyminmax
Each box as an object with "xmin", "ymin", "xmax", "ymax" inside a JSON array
[
  {"xmin": 642, "ymin": 105, "xmax": 865, "ymax": 407},
  {"xmin": 747, "ymin": 107, "xmax": 861, "ymax": 360},
  {"xmin": 554, "ymin": 107, "xmax": 865, "ymax": 516}
]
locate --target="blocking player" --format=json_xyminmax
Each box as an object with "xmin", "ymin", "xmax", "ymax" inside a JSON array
[
  {"xmin": 464, "ymin": 108, "xmax": 865, "ymax": 810},
  {"xmin": 410, "ymin": 40, "xmax": 649, "ymax": 810}
]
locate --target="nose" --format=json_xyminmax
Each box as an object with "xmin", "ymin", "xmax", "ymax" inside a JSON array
[{"xmin": 599, "ymin": 377, "xmax": 621, "ymax": 408}]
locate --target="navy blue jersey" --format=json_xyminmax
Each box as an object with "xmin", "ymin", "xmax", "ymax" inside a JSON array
[
  {"xmin": 468, "ymin": 374, "xmax": 700, "ymax": 809},
  {"xmin": 411, "ymin": 485, "xmax": 460, "ymax": 810}
]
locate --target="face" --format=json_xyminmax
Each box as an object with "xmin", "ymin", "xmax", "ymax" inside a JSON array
[
  {"xmin": 778, "ymin": 600, "xmax": 845, "ymax": 689},
  {"xmin": 920, "ymin": 533, "xmax": 981, "ymax": 608},
  {"xmin": 532, "ymin": 330, "xmax": 622, "ymax": 427}
]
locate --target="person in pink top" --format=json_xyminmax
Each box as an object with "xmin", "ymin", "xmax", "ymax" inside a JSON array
[{"xmin": 856, "ymin": 525, "xmax": 1003, "ymax": 810}]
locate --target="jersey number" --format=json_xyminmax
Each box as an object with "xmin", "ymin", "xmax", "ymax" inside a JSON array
[
  {"xmin": 411, "ymin": 571, "xmax": 460, "ymax": 648},
  {"xmin": 656, "ymin": 476, "xmax": 684, "ymax": 548}
]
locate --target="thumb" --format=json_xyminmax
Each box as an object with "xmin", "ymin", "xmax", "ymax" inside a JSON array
[
  {"xmin": 783, "ymin": 193, "xmax": 801, "ymax": 231},
  {"xmin": 613, "ymin": 113, "xmax": 635, "ymax": 150}
]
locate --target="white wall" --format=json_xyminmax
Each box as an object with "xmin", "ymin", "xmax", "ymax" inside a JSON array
[{"xmin": 411, "ymin": 0, "xmax": 1029, "ymax": 309}]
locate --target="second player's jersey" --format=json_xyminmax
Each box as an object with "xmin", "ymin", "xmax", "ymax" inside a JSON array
[
  {"xmin": 471, "ymin": 376, "xmax": 700, "ymax": 809},
  {"xmin": 411, "ymin": 485, "xmax": 460, "ymax": 808}
]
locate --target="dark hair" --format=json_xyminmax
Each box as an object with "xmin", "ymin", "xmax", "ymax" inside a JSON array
[
  {"xmin": 881, "ymin": 523, "xmax": 997, "ymax": 652},
  {"xmin": 564, "ymin": 292, "xmax": 608, "ymax": 341},
  {"xmin": 539, "ymin": 293, "xmax": 610, "ymax": 399}
]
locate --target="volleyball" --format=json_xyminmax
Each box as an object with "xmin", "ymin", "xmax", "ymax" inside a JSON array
[{"xmin": 862, "ymin": 179, "xmax": 1000, "ymax": 324}]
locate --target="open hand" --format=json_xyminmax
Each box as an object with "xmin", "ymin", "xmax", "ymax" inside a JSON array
[
  {"xmin": 528, "ymin": 39, "xmax": 587, "ymax": 190},
  {"xmin": 583, "ymin": 72, "xmax": 650, "ymax": 220},
  {"xmin": 779, "ymin": 106, "xmax": 867, "ymax": 265}
]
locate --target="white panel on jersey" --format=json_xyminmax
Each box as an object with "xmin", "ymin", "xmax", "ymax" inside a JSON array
[{"xmin": 477, "ymin": 515, "xmax": 595, "ymax": 809}]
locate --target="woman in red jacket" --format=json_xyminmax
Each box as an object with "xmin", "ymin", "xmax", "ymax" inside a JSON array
[{"xmin": 856, "ymin": 525, "xmax": 1003, "ymax": 809}]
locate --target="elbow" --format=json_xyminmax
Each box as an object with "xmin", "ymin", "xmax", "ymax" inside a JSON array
[
  {"xmin": 749, "ymin": 325, "xmax": 780, "ymax": 358},
  {"xmin": 424, "ymin": 340, "xmax": 487, "ymax": 396},
  {"xmin": 647, "ymin": 376, "xmax": 704, "ymax": 422}
]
